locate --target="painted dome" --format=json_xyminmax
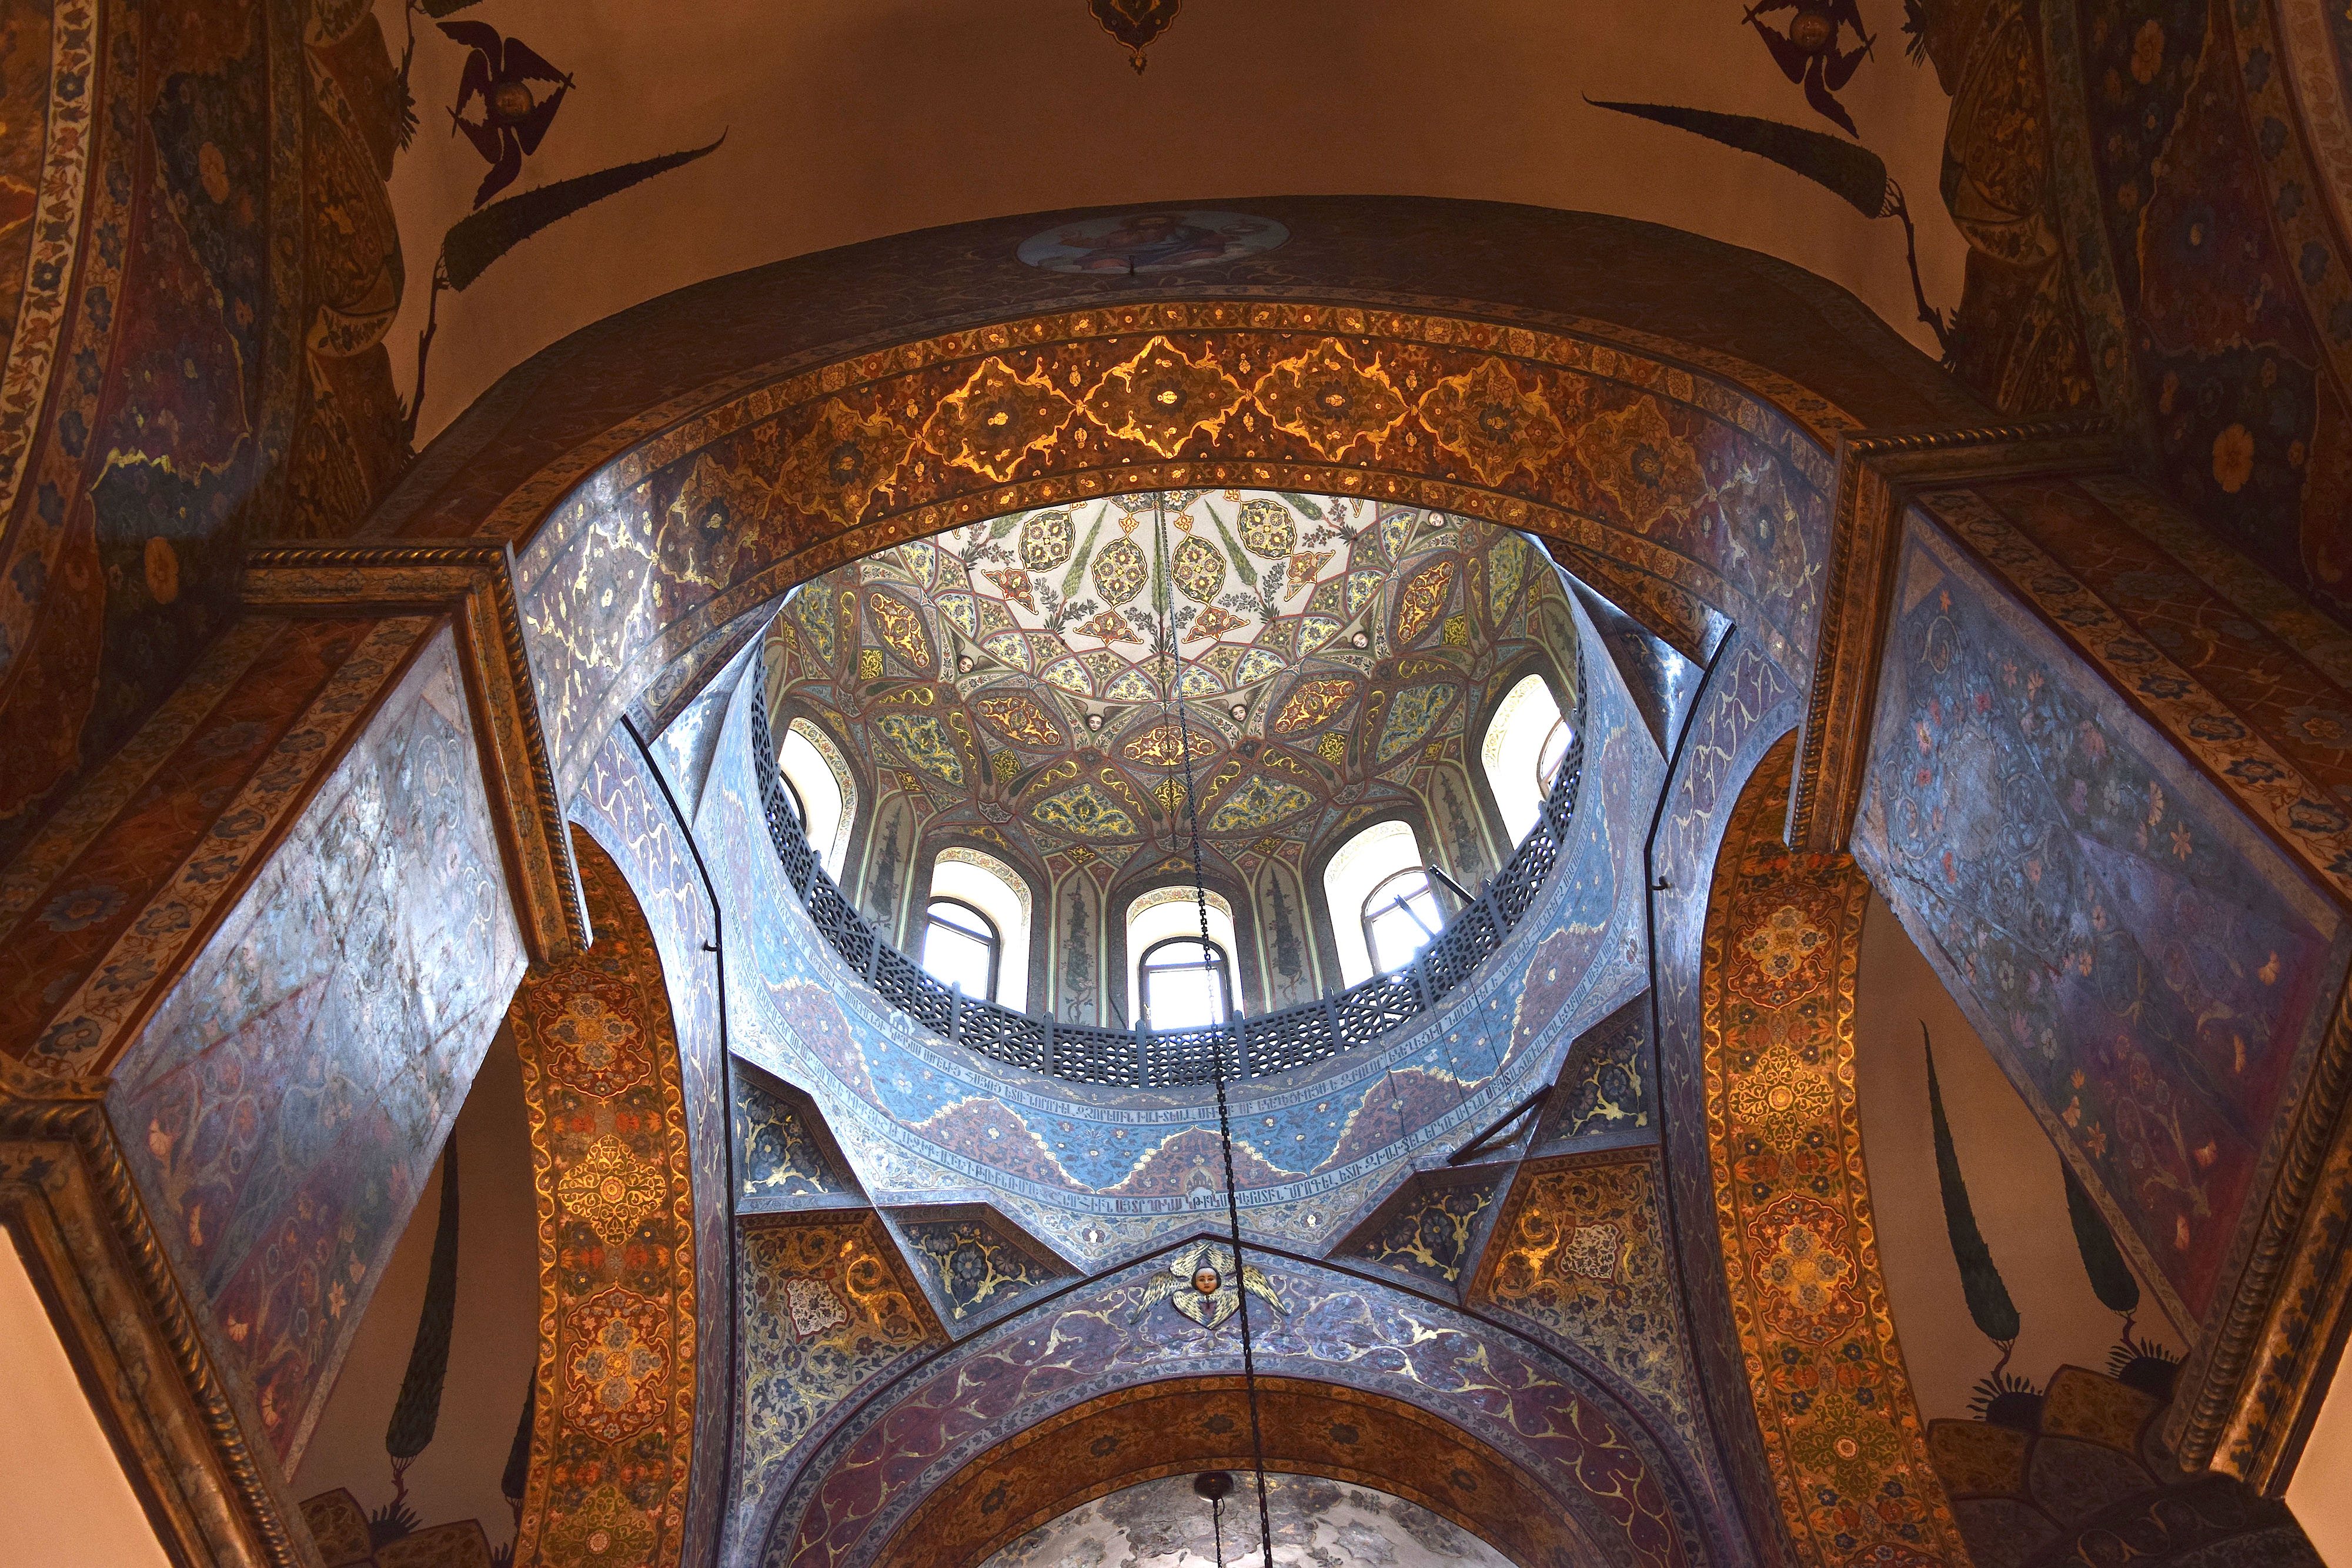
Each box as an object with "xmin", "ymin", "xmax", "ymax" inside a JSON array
[{"xmin": 762, "ymin": 490, "xmax": 1577, "ymax": 890}]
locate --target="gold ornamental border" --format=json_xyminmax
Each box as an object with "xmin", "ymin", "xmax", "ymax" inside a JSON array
[
  {"xmin": 1698, "ymin": 736, "xmax": 1970, "ymax": 1568},
  {"xmin": 466, "ymin": 293, "xmax": 1870, "ymax": 561},
  {"xmin": 510, "ymin": 830, "xmax": 702, "ymax": 1568}
]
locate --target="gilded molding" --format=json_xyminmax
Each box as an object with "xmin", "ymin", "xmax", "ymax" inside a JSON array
[
  {"xmin": 2175, "ymin": 981, "xmax": 2352, "ymax": 1489},
  {"xmin": 1788, "ymin": 414, "xmax": 2121, "ymax": 852},
  {"xmin": 0, "ymin": 1081, "xmax": 301, "ymax": 1568},
  {"xmin": 241, "ymin": 542, "xmax": 588, "ymax": 962}
]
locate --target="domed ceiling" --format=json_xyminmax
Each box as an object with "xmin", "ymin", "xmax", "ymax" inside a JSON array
[{"xmin": 763, "ymin": 491, "xmax": 1578, "ymax": 887}]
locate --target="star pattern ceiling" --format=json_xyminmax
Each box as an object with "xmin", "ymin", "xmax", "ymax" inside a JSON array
[{"xmin": 764, "ymin": 490, "xmax": 1576, "ymax": 888}]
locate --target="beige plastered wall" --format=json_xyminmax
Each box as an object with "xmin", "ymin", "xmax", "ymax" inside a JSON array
[
  {"xmin": 0, "ymin": 1232, "xmax": 174, "ymax": 1567},
  {"xmin": 2290, "ymin": 1350, "xmax": 2352, "ymax": 1563},
  {"xmin": 1852, "ymin": 893, "xmax": 2181, "ymax": 1423},
  {"xmin": 371, "ymin": 0, "xmax": 1966, "ymax": 441}
]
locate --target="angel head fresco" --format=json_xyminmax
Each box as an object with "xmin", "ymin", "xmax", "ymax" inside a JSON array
[
  {"xmin": 1131, "ymin": 1240, "xmax": 1289, "ymax": 1331},
  {"xmin": 440, "ymin": 22, "xmax": 576, "ymax": 208},
  {"xmin": 1743, "ymin": 0, "xmax": 1876, "ymax": 137}
]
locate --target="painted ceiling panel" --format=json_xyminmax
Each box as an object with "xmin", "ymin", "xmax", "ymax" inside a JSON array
[
  {"xmin": 765, "ymin": 492, "xmax": 1576, "ymax": 898},
  {"xmin": 977, "ymin": 1472, "xmax": 1514, "ymax": 1567}
]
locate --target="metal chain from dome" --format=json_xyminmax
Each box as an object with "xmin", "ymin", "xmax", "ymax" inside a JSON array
[{"xmin": 1152, "ymin": 492, "xmax": 1274, "ymax": 1564}]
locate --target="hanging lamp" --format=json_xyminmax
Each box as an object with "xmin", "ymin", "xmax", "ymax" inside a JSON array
[
  {"xmin": 1152, "ymin": 493, "xmax": 1277, "ymax": 1566},
  {"xmin": 1193, "ymin": 1469, "xmax": 1234, "ymax": 1566}
]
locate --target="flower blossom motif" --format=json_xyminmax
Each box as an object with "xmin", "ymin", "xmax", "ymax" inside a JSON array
[
  {"xmin": 39, "ymin": 881, "xmax": 122, "ymax": 932},
  {"xmin": 91, "ymin": 955, "xmax": 160, "ymax": 997},
  {"xmin": 2212, "ymin": 423, "xmax": 2255, "ymax": 494},
  {"xmin": 34, "ymin": 1016, "xmax": 102, "ymax": 1061},
  {"xmin": 134, "ymin": 903, "xmax": 193, "ymax": 938}
]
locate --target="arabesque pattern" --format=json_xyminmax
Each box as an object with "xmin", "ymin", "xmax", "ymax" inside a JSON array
[
  {"xmin": 532, "ymin": 303, "xmax": 1840, "ymax": 798},
  {"xmin": 510, "ymin": 834, "xmax": 700, "ymax": 1568},
  {"xmin": 1701, "ymin": 744, "xmax": 1967, "ymax": 1568}
]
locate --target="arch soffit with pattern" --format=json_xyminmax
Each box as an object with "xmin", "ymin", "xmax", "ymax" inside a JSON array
[
  {"xmin": 754, "ymin": 1242, "xmax": 1723, "ymax": 1568},
  {"xmin": 328, "ymin": 203, "xmax": 1997, "ymax": 797}
]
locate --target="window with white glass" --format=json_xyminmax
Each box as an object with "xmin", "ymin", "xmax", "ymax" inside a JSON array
[
  {"xmin": 1480, "ymin": 673, "xmax": 1572, "ymax": 842},
  {"xmin": 924, "ymin": 850, "xmax": 1033, "ymax": 1009},
  {"xmin": 1124, "ymin": 888, "xmax": 1238, "ymax": 1027},
  {"xmin": 920, "ymin": 898, "xmax": 1000, "ymax": 1000},
  {"xmin": 1137, "ymin": 936, "xmax": 1233, "ymax": 1029},
  {"xmin": 1321, "ymin": 820, "xmax": 1428, "ymax": 987},
  {"xmin": 777, "ymin": 717, "xmax": 857, "ymax": 878},
  {"xmin": 1362, "ymin": 867, "xmax": 1446, "ymax": 975}
]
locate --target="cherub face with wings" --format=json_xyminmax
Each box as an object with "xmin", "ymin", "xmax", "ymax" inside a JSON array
[
  {"xmin": 1130, "ymin": 1240, "xmax": 1287, "ymax": 1330},
  {"xmin": 1742, "ymin": 0, "xmax": 1876, "ymax": 138},
  {"xmin": 439, "ymin": 22, "xmax": 576, "ymax": 209}
]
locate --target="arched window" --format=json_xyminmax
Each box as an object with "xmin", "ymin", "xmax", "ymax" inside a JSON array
[
  {"xmin": 1536, "ymin": 713, "xmax": 1573, "ymax": 794},
  {"xmin": 1138, "ymin": 936, "xmax": 1232, "ymax": 1030},
  {"xmin": 778, "ymin": 717, "xmax": 857, "ymax": 878},
  {"xmin": 1362, "ymin": 867, "xmax": 1444, "ymax": 975},
  {"xmin": 1125, "ymin": 887, "xmax": 1238, "ymax": 1026},
  {"xmin": 928, "ymin": 849, "xmax": 1033, "ymax": 1009},
  {"xmin": 1321, "ymin": 820, "xmax": 1426, "ymax": 987},
  {"xmin": 1481, "ymin": 672, "xmax": 1573, "ymax": 842},
  {"xmin": 920, "ymin": 897, "xmax": 1000, "ymax": 1000}
]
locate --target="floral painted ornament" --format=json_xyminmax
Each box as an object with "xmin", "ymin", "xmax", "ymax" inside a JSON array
[
  {"xmin": 544, "ymin": 1483, "xmax": 657, "ymax": 1565},
  {"xmin": 557, "ymin": 1135, "xmax": 666, "ymax": 1245},
  {"xmin": 1733, "ymin": 900, "xmax": 1834, "ymax": 1007}
]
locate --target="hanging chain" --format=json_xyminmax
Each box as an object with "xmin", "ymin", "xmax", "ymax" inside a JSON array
[
  {"xmin": 1151, "ymin": 495, "xmax": 1221, "ymax": 1008},
  {"xmin": 1153, "ymin": 492, "xmax": 1276, "ymax": 1566},
  {"xmin": 1215, "ymin": 1071, "xmax": 1275, "ymax": 1564}
]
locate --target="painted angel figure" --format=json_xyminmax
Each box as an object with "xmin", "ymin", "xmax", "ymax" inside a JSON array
[
  {"xmin": 440, "ymin": 22, "xmax": 576, "ymax": 208},
  {"xmin": 1742, "ymin": 0, "xmax": 1875, "ymax": 137},
  {"xmin": 1130, "ymin": 1240, "xmax": 1288, "ymax": 1331}
]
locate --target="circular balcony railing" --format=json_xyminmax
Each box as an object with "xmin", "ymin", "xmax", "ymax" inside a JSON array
[{"xmin": 749, "ymin": 696, "xmax": 1584, "ymax": 1089}]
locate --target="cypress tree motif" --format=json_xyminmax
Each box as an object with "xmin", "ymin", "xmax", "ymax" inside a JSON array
[
  {"xmin": 386, "ymin": 1145, "xmax": 462, "ymax": 1488},
  {"xmin": 2063, "ymin": 1158, "xmax": 2140, "ymax": 1315},
  {"xmin": 500, "ymin": 1374, "xmax": 536, "ymax": 1523},
  {"xmin": 1925, "ymin": 1026, "xmax": 2019, "ymax": 1346},
  {"xmin": 2063, "ymin": 1157, "xmax": 2183, "ymax": 1396},
  {"xmin": 440, "ymin": 140, "xmax": 725, "ymax": 292}
]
